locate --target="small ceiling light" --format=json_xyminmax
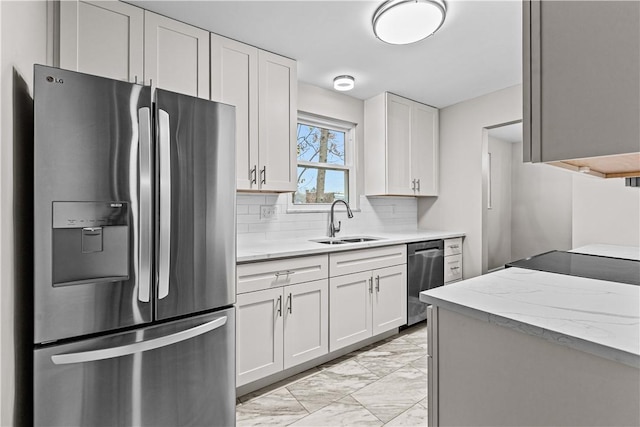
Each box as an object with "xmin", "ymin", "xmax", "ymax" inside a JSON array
[
  {"xmin": 333, "ymin": 75, "xmax": 355, "ymax": 91},
  {"xmin": 373, "ymin": 0, "xmax": 447, "ymax": 45}
]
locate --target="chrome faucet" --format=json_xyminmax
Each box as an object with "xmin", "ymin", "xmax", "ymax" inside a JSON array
[{"xmin": 329, "ymin": 200, "xmax": 353, "ymax": 238}]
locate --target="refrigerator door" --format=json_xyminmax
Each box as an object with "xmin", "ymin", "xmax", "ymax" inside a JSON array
[
  {"xmin": 155, "ymin": 89, "xmax": 236, "ymax": 320},
  {"xmin": 33, "ymin": 65, "xmax": 153, "ymax": 343},
  {"xmin": 34, "ymin": 308, "xmax": 236, "ymax": 427}
]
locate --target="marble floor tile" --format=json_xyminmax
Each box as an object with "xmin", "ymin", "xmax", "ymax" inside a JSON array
[
  {"xmin": 352, "ymin": 366, "xmax": 427, "ymax": 423},
  {"xmin": 419, "ymin": 397, "xmax": 427, "ymax": 408},
  {"xmin": 356, "ymin": 339, "xmax": 426, "ymax": 377},
  {"xmin": 286, "ymin": 359, "xmax": 379, "ymax": 413},
  {"xmin": 236, "ymin": 388, "xmax": 309, "ymax": 426},
  {"xmin": 383, "ymin": 402, "xmax": 428, "ymax": 426},
  {"xmin": 289, "ymin": 396, "xmax": 383, "ymax": 427},
  {"xmin": 410, "ymin": 354, "xmax": 428, "ymax": 373},
  {"xmin": 238, "ymin": 367, "xmax": 321, "ymax": 404}
]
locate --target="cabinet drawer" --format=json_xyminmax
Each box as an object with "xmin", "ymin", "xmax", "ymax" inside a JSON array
[
  {"xmin": 329, "ymin": 245, "xmax": 407, "ymax": 277},
  {"xmin": 444, "ymin": 254, "xmax": 462, "ymax": 283},
  {"xmin": 237, "ymin": 255, "xmax": 328, "ymax": 294},
  {"xmin": 444, "ymin": 238, "xmax": 462, "ymax": 256}
]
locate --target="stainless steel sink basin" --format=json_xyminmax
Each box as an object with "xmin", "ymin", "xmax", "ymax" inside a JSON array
[
  {"xmin": 310, "ymin": 236, "xmax": 382, "ymax": 245},
  {"xmin": 340, "ymin": 237, "xmax": 379, "ymax": 243},
  {"xmin": 312, "ymin": 239, "xmax": 347, "ymax": 245}
]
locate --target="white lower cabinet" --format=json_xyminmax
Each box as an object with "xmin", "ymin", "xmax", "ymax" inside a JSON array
[
  {"xmin": 329, "ymin": 246, "xmax": 407, "ymax": 352},
  {"xmin": 236, "ymin": 278, "xmax": 328, "ymax": 387},
  {"xmin": 236, "ymin": 287, "xmax": 283, "ymax": 386},
  {"xmin": 444, "ymin": 237, "xmax": 463, "ymax": 284}
]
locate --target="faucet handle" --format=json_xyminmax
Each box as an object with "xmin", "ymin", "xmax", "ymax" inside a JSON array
[{"xmin": 334, "ymin": 220, "xmax": 341, "ymax": 234}]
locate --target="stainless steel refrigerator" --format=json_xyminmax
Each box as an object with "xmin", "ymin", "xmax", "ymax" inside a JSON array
[{"xmin": 32, "ymin": 65, "xmax": 236, "ymax": 426}]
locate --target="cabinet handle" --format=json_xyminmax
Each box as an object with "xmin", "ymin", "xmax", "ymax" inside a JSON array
[
  {"xmin": 250, "ymin": 166, "xmax": 257, "ymax": 184},
  {"xmin": 276, "ymin": 295, "xmax": 282, "ymax": 317},
  {"xmin": 260, "ymin": 166, "xmax": 266, "ymax": 185},
  {"xmin": 416, "ymin": 179, "xmax": 420, "ymax": 192},
  {"xmin": 411, "ymin": 179, "xmax": 416, "ymax": 191},
  {"xmin": 274, "ymin": 270, "xmax": 294, "ymax": 277},
  {"xmin": 287, "ymin": 293, "xmax": 292, "ymax": 314},
  {"xmin": 375, "ymin": 275, "xmax": 380, "ymax": 292},
  {"xmin": 368, "ymin": 277, "xmax": 373, "ymax": 294}
]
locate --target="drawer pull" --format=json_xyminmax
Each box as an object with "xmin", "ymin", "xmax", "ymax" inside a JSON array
[
  {"xmin": 448, "ymin": 244, "xmax": 459, "ymax": 249},
  {"xmin": 274, "ymin": 270, "xmax": 295, "ymax": 277}
]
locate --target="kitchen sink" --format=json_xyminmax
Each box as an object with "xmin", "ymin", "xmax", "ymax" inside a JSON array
[
  {"xmin": 312, "ymin": 239, "xmax": 347, "ymax": 245},
  {"xmin": 310, "ymin": 236, "xmax": 382, "ymax": 245},
  {"xmin": 339, "ymin": 237, "xmax": 379, "ymax": 243}
]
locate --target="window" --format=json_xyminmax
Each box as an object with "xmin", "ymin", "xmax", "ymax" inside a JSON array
[{"xmin": 293, "ymin": 113, "xmax": 355, "ymax": 208}]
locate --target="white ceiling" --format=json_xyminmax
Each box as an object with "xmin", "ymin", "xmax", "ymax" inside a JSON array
[{"xmin": 127, "ymin": 0, "xmax": 522, "ymax": 108}]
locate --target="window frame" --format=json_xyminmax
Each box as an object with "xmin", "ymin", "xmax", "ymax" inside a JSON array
[{"xmin": 288, "ymin": 112, "xmax": 357, "ymax": 213}]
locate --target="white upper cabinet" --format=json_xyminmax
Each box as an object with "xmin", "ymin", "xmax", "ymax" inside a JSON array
[
  {"xmin": 211, "ymin": 35, "xmax": 297, "ymax": 192},
  {"xmin": 365, "ymin": 92, "xmax": 439, "ymax": 196},
  {"xmin": 210, "ymin": 34, "xmax": 259, "ymax": 190},
  {"xmin": 59, "ymin": 1, "xmax": 209, "ymax": 99},
  {"xmin": 144, "ymin": 11, "xmax": 209, "ymax": 98},
  {"xmin": 60, "ymin": 0, "xmax": 143, "ymax": 82},
  {"xmin": 257, "ymin": 50, "xmax": 297, "ymax": 192}
]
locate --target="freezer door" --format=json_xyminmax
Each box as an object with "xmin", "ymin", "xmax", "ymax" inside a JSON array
[
  {"xmin": 34, "ymin": 308, "xmax": 236, "ymax": 427},
  {"xmin": 155, "ymin": 89, "xmax": 236, "ymax": 320},
  {"xmin": 33, "ymin": 65, "xmax": 153, "ymax": 343}
]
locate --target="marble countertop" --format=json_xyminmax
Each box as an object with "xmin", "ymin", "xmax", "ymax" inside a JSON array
[
  {"xmin": 421, "ymin": 245, "xmax": 640, "ymax": 367},
  {"xmin": 237, "ymin": 229, "xmax": 464, "ymax": 263}
]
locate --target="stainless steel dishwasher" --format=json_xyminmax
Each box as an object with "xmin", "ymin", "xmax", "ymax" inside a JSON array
[{"xmin": 407, "ymin": 240, "xmax": 444, "ymax": 325}]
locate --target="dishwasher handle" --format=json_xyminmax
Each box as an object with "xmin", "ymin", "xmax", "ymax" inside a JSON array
[{"xmin": 408, "ymin": 240, "xmax": 444, "ymax": 256}]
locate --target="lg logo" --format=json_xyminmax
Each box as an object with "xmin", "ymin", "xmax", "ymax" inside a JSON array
[{"xmin": 46, "ymin": 76, "xmax": 63, "ymax": 84}]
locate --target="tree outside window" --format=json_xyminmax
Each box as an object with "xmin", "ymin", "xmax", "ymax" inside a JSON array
[{"xmin": 294, "ymin": 117, "xmax": 353, "ymax": 205}]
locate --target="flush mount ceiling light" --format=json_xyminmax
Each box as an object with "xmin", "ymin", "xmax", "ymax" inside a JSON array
[
  {"xmin": 333, "ymin": 75, "xmax": 355, "ymax": 91},
  {"xmin": 373, "ymin": 0, "xmax": 447, "ymax": 45}
]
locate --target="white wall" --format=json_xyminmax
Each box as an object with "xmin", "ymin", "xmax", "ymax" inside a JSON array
[
  {"xmin": 572, "ymin": 175, "xmax": 640, "ymax": 248},
  {"xmin": 510, "ymin": 141, "xmax": 573, "ymax": 260},
  {"xmin": 418, "ymin": 85, "xmax": 522, "ymax": 278},
  {"xmin": 486, "ymin": 135, "xmax": 513, "ymax": 270},
  {"xmin": 1, "ymin": 1, "xmax": 48, "ymax": 425}
]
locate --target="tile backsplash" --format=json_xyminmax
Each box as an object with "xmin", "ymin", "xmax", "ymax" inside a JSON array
[{"xmin": 237, "ymin": 194, "xmax": 417, "ymax": 245}]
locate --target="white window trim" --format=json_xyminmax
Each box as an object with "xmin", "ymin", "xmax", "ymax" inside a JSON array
[{"xmin": 288, "ymin": 111, "xmax": 358, "ymax": 213}]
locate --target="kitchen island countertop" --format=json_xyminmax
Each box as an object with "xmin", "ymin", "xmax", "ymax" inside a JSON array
[{"xmin": 420, "ymin": 244, "xmax": 640, "ymax": 367}]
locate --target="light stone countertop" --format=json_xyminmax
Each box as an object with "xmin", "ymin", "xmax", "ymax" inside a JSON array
[
  {"xmin": 421, "ymin": 245, "xmax": 640, "ymax": 367},
  {"xmin": 237, "ymin": 229, "xmax": 464, "ymax": 263}
]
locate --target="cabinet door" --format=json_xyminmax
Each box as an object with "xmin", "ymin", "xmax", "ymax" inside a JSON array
[
  {"xmin": 385, "ymin": 93, "xmax": 413, "ymax": 195},
  {"xmin": 236, "ymin": 288, "xmax": 283, "ymax": 386},
  {"xmin": 144, "ymin": 11, "xmax": 209, "ymax": 98},
  {"xmin": 283, "ymin": 279, "xmax": 328, "ymax": 369},
  {"xmin": 526, "ymin": 1, "xmax": 640, "ymax": 162},
  {"xmin": 211, "ymin": 34, "xmax": 259, "ymax": 190},
  {"xmin": 60, "ymin": 0, "xmax": 143, "ymax": 82},
  {"xmin": 258, "ymin": 50, "xmax": 297, "ymax": 192},
  {"xmin": 412, "ymin": 102, "xmax": 439, "ymax": 196},
  {"xmin": 372, "ymin": 264, "xmax": 407, "ymax": 335},
  {"xmin": 329, "ymin": 271, "xmax": 373, "ymax": 352}
]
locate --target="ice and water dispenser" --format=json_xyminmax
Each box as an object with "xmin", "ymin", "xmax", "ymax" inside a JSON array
[{"xmin": 52, "ymin": 202, "xmax": 129, "ymax": 286}]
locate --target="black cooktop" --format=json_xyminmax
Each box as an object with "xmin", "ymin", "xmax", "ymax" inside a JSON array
[{"xmin": 506, "ymin": 250, "xmax": 640, "ymax": 286}]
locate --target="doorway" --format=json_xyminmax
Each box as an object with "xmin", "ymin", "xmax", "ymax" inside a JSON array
[{"xmin": 481, "ymin": 121, "xmax": 573, "ymax": 274}]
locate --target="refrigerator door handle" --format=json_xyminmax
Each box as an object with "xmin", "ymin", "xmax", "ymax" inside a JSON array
[
  {"xmin": 51, "ymin": 316, "xmax": 227, "ymax": 365},
  {"xmin": 138, "ymin": 107, "xmax": 152, "ymax": 303},
  {"xmin": 158, "ymin": 109, "xmax": 171, "ymax": 300}
]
